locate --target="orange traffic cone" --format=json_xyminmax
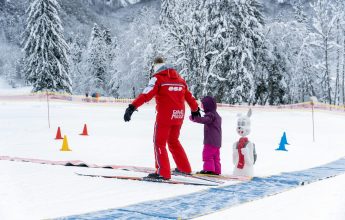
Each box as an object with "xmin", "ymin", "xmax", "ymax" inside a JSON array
[
  {"xmin": 60, "ymin": 135, "xmax": 71, "ymax": 151},
  {"xmin": 55, "ymin": 127, "xmax": 63, "ymax": 140},
  {"xmin": 80, "ymin": 124, "xmax": 88, "ymax": 136}
]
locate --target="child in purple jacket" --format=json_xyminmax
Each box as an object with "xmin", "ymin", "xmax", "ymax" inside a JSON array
[{"xmin": 190, "ymin": 96, "xmax": 222, "ymax": 175}]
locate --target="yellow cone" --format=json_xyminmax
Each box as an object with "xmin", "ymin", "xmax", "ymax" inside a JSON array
[{"xmin": 60, "ymin": 135, "xmax": 71, "ymax": 151}]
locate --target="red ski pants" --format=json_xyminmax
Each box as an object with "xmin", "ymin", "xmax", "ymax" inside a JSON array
[{"xmin": 153, "ymin": 122, "xmax": 192, "ymax": 179}]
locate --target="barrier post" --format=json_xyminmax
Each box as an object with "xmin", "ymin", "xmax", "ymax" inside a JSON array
[
  {"xmin": 310, "ymin": 96, "xmax": 318, "ymax": 142},
  {"xmin": 46, "ymin": 90, "xmax": 51, "ymax": 128}
]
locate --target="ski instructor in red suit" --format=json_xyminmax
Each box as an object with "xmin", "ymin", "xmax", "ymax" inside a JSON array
[{"xmin": 124, "ymin": 57, "xmax": 200, "ymax": 180}]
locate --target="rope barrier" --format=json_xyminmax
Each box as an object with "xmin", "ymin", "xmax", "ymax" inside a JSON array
[{"xmin": 1, "ymin": 93, "xmax": 345, "ymax": 113}]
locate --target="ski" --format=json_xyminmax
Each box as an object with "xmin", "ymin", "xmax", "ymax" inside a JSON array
[
  {"xmin": 75, "ymin": 172, "xmax": 219, "ymax": 186},
  {"xmin": 102, "ymin": 166, "xmax": 225, "ymax": 184},
  {"xmin": 114, "ymin": 168, "xmax": 251, "ymax": 183},
  {"xmin": 193, "ymin": 173, "xmax": 253, "ymax": 181},
  {"xmin": 0, "ymin": 156, "xmax": 250, "ymax": 183},
  {"xmin": 172, "ymin": 170, "xmax": 225, "ymax": 184},
  {"xmin": 0, "ymin": 156, "xmax": 156, "ymax": 171}
]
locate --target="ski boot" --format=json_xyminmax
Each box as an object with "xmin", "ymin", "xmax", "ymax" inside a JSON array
[
  {"xmin": 145, "ymin": 173, "xmax": 170, "ymax": 181},
  {"xmin": 196, "ymin": 170, "xmax": 219, "ymax": 175}
]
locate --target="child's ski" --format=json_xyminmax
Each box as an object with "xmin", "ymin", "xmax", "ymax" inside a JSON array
[
  {"xmin": 193, "ymin": 173, "xmax": 253, "ymax": 181},
  {"xmin": 172, "ymin": 170, "xmax": 225, "ymax": 184},
  {"xmin": 108, "ymin": 168, "xmax": 250, "ymax": 183},
  {"xmin": 108, "ymin": 167, "xmax": 223, "ymax": 184},
  {"xmin": 75, "ymin": 172, "xmax": 219, "ymax": 186}
]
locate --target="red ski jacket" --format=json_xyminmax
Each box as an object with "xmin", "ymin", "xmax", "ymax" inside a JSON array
[{"xmin": 132, "ymin": 65, "xmax": 198, "ymax": 125}]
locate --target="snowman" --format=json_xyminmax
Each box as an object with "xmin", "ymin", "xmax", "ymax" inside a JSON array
[{"xmin": 232, "ymin": 109, "xmax": 257, "ymax": 177}]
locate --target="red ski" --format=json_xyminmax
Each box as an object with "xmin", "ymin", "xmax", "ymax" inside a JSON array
[
  {"xmin": 75, "ymin": 172, "xmax": 219, "ymax": 186},
  {"xmin": 0, "ymin": 156, "xmax": 251, "ymax": 183}
]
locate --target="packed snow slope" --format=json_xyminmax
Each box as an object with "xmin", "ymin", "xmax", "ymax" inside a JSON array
[{"xmin": 0, "ymin": 95, "xmax": 345, "ymax": 219}]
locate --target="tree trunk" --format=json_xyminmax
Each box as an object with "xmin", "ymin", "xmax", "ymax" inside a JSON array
[
  {"xmin": 342, "ymin": 29, "xmax": 345, "ymax": 105},
  {"xmin": 201, "ymin": 28, "xmax": 207, "ymax": 96},
  {"xmin": 325, "ymin": 37, "xmax": 332, "ymax": 104},
  {"xmin": 334, "ymin": 19, "xmax": 340, "ymax": 105}
]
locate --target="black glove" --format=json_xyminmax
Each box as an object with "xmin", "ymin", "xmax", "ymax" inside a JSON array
[
  {"xmin": 191, "ymin": 107, "xmax": 201, "ymax": 120},
  {"xmin": 124, "ymin": 104, "xmax": 136, "ymax": 122}
]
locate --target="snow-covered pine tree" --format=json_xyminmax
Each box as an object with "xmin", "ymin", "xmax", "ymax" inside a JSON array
[
  {"xmin": 159, "ymin": 0, "xmax": 199, "ymax": 83},
  {"xmin": 0, "ymin": 30, "xmax": 24, "ymax": 87},
  {"xmin": 103, "ymin": 27, "xmax": 119, "ymax": 97},
  {"xmin": 263, "ymin": 20, "xmax": 319, "ymax": 104},
  {"xmin": 86, "ymin": 24, "xmax": 104, "ymax": 93},
  {"xmin": 160, "ymin": 0, "xmax": 175, "ymax": 25},
  {"xmin": 103, "ymin": 28, "xmax": 113, "ymax": 48},
  {"xmin": 102, "ymin": 27, "xmax": 118, "ymax": 97},
  {"xmin": 292, "ymin": 0, "xmax": 307, "ymax": 23},
  {"xmin": 221, "ymin": 0, "xmax": 265, "ymax": 104},
  {"xmin": 160, "ymin": 0, "xmax": 265, "ymax": 104},
  {"xmin": 299, "ymin": 52, "xmax": 318, "ymax": 101},
  {"xmin": 103, "ymin": 27, "xmax": 117, "ymax": 66},
  {"xmin": 289, "ymin": 23, "xmax": 319, "ymax": 103},
  {"xmin": 182, "ymin": 0, "xmax": 229, "ymax": 100},
  {"xmin": 253, "ymin": 30, "xmax": 290, "ymax": 106},
  {"xmin": 310, "ymin": 0, "xmax": 338, "ymax": 104},
  {"xmin": 288, "ymin": 23, "xmax": 319, "ymax": 103},
  {"xmin": 23, "ymin": 0, "xmax": 71, "ymax": 93},
  {"xmin": 339, "ymin": 1, "xmax": 345, "ymax": 105},
  {"xmin": 267, "ymin": 46, "xmax": 288, "ymax": 105},
  {"xmin": 334, "ymin": 17, "xmax": 341, "ymax": 105},
  {"xmin": 68, "ymin": 34, "xmax": 85, "ymax": 94},
  {"xmin": 85, "ymin": 23, "xmax": 116, "ymax": 96},
  {"xmin": 162, "ymin": 0, "xmax": 227, "ymax": 101},
  {"xmin": 160, "ymin": 0, "xmax": 194, "ymax": 71},
  {"xmin": 253, "ymin": 36, "xmax": 272, "ymax": 105},
  {"xmin": 115, "ymin": 6, "xmax": 163, "ymax": 98},
  {"xmin": 332, "ymin": 0, "xmax": 345, "ymax": 105}
]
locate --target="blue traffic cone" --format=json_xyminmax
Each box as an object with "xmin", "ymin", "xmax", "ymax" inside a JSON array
[
  {"xmin": 276, "ymin": 132, "xmax": 289, "ymax": 151},
  {"xmin": 281, "ymin": 132, "xmax": 289, "ymax": 145}
]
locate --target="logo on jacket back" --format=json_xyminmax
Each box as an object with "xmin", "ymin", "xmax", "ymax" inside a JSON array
[
  {"xmin": 171, "ymin": 110, "xmax": 184, "ymax": 119},
  {"xmin": 168, "ymin": 86, "xmax": 183, "ymax": 92},
  {"xmin": 161, "ymin": 83, "xmax": 184, "ymax": 92}
]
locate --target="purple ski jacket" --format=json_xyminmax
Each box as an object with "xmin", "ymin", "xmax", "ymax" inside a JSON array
[{"xmin": 192, "ymin": 96, "xmax": 222, "ymax": 148}]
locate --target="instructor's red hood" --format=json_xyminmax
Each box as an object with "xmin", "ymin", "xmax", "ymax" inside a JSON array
[{"xmin": 154, "ymin": 65, "xmax": 178, "ymax": 79}]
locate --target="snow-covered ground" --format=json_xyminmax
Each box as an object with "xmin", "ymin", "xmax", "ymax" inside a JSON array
[{"xmin": 1, "ymin": 86, "xmax": 345, "ymax": 219}]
